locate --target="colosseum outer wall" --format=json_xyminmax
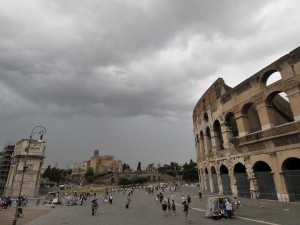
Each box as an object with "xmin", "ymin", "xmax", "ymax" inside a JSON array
[{"xmin": 193, "ymin": 46, "xmax": 300, "ymax": 202}]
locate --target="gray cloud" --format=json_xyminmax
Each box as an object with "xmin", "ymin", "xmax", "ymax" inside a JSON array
[{"xmin": 0, "ymin": 0, "xmax": 299, "ymax": 167}]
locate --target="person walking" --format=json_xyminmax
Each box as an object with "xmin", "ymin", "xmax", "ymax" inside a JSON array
[
  {"xmin": 225, "ymin": 199, "xmax": 233, "ymax": 219},
  {"xmin": 167, "ymin": 198, "xmax": 171, "ymax": 216},
  {"xmin": 233, "ymin": 197, "xmax": 240, "ymax": 212},
  {"xmin": 91, "ymin": 199, "xmax": 98, "ymax": 215},
  {"xmin": 187, "ymin": 195, "xmax": 191, "ymax": 205},
  {"xmin": 162, "ymin": 201, "xmax": 168, "ymax": 216},
  {"xmin": 183, "ymin": 201, "xmax": 190, "ymax": 223},
  {"xmin": 126, "ymin": 194, "xmax": 132, "ymax": 209},
  {"xmin": 109, "ymin": 194, "xmax": 113, "ymax": 204},
  {"xmin": 181, "ymin": 195, "xmax": 186, "ymax": 205},
  {"xmin": 171, "ymin": 199, "xmax": 176, "ymax": 215}
]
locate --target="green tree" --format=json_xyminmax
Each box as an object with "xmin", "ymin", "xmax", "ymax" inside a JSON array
[
  {"xmin": 137, "ymin": 161, "xmax": 141, "ymax": 171},
  {"xmin": 182, "ymin": 159, "xmax": 198, "ymax": 182},
  {"xmin": 85, "ymin": 167, "xmax": 94, "ymax": 183},
  {"xmin": 118, "ymin": 177, "xmax": 130, "ymax": 186},
  {"xmin": 122, "ymin": 163, "xmax": 131, "ymax": 172},
  {"xmin": 42, "ymin": 165, "xmax": 51, "ymax": 179}
]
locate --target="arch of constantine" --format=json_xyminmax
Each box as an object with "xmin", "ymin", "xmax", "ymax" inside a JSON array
[{"xmin": 193, "ymin": 46, "xmax": 300, "ymax": 202}]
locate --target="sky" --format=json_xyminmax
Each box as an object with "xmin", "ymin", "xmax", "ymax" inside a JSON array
[{"xmin": 0, "ymin": 0, "xmax": 299, "ymax": 170}]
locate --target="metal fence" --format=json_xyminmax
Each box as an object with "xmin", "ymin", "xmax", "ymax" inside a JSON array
[{"xmin": 283, "ymin": 170, "xmax": 300, "ymax": 202}]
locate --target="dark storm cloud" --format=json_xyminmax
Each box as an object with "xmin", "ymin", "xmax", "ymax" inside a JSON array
[
  {"xmin": 0, "ymin": 0, "xmax": 299, "ymax": 167},
  {"xmin": 0, "ymin": 0, "xmax": 272, "ymax": 119}
]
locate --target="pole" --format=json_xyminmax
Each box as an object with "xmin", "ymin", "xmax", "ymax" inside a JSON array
[{"xmin": 12, "ymin": 126, "xmax": 46, "ymax": 225}]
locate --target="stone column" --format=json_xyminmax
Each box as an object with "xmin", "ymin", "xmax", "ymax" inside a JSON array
[
  {"xmin": 221, "ymin": 122, "xmax": 231, "ymax": 149},
  {"xmin": 286, "ymin": 88, "xmax": 300, "ymax": 121},
  {"xmin": 256, "ymin": 102, "xmax": 277, "ymax": 130},
  {"xmin": 217, "ymin": 171, "xmax": 223, "ymax": 195},
  {"xmin": 235, "ymin": 112, "xmax": 249, "ymax": 137},
  {"xmin": 269, "ymin": 153, "xmax": 289, "ymax": 202}
]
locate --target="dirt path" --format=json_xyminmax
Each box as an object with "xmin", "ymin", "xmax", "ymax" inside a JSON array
[{"xmin": 0, "ymin": 205, "xmax": 54, "ymax": 225}]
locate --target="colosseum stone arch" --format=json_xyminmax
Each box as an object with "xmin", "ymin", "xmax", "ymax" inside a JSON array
[{"xmin": 193, "ymin": 46, "xmax": 300, "ymax": 202}]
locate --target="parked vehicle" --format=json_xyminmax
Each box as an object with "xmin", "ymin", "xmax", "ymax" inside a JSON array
[{"xmin": 205, "ymin": 196, "xmax": 233, "ymax": 219}]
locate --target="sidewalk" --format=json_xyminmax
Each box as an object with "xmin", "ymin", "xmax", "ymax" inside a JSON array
[
  {"xmin": 176, "ymin": 186, "xmax": 300, "ymax": 225},
  {"xmin": 1, "ymin": 187, "xmax": 299, "ymax": 225},
  {"xmin": 0, "ymin": 205, "xmax": 54, "ymax": 225}
]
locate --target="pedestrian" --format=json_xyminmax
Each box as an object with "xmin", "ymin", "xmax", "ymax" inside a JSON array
[
  {"xmin": 233, "ymin": 197, "xmax": 240, "ymax": 212},
  {"xmin": 126, "ymin": 194, "xmax": 131, "ymax": 209},
  {"xmin": 167, "ymin": 199, "xmax": 171, "ymax": 215},
  {"xmin": 36, "ymin": 198, "xmax": 40, "ymax": 206},
  {"xmin": 80, "ymin": 196, "xmax": 84, "ymax": 206},
  {"xmin": 91, "ymin": 199, "xmax": 98, "ymax": 215},
  {"xmin": 162, "ymin": 201, "xmax": 168, "ymax": 216},
  {"xmin": 159, "ymin": 192, "xmax": 164, "ymax": 204},
  {"xmin": 198, "ymin": 191, "xmax": 202, "ymax": 199},
  {"xmin": 183, "ymin": 201, "xmax": 190, "ymax": 223},
  {"xmin": 181, "ymin": 195, "xmax": 186, "ymax": 205},
  {"xmin": 109, "ymin": 194, "xmax": 113, "ymax": 204},
  {"xmin": 187, "ymin": 195, "xmax": 191, "ymax": 205},
  {"xmin": 6, "ymin": 196, "xmax": 12, "ymax": 207},
  {"xmin": 171, "ymin": 199, "xmax": 176, "ymax": 215},
  {"xmin": 225, "ymin": 199, "xmax": 233, "ymax": 219}
]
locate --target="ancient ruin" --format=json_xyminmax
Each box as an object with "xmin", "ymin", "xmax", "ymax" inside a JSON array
[
  {"xmin": 193, "ymin": 46, "xmax": 300, "ymax": 202},
  {"xmin": 71, "ymin": 149, "xmax": 122, "ymax": 183},
  {"xmin": 4, "ymin": 139, "xmax": 46, "ymax": 198}
]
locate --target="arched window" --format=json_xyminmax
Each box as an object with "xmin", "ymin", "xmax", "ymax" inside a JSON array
[
  {"xmin": 200, "ymin": 131, "xmax": 205, "ymax": 155},
  {"xmin": 205, "ymin": 127, "xmax": 212, "ymax": 152},
  {"xmin": 265, "ymin": 91, "xmax": 294, "ymax": 125},
  {"xmin": 242, "ymin": 103, "xmax": 262, "ymax": 133},
  {"xmin": 213, "ymin": 120, "xmax": 224, "ymax": 150},
  {"xmin": 203, "ymin": 112, "xmax": 209, "ymax": 122},
  {"xmin": 260, "ymin": 70, "xmax": 282, "ymax": 86},
  {"xmin": 225, "ymin": 112, "xmax": 238, "ymax": 137}
]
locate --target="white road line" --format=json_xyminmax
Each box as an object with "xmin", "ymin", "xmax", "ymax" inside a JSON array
[
  {"xmin": 175, "ymin": 203, "xmax": 281, "ymax": 225},
  {"xmin": 234, "ymin": 216, "xmax": 281, "ymax": 225}
]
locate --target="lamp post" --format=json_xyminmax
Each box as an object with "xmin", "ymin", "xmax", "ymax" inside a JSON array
[{"xmin": 12, "ymin": 126, "xmax": 46, "ymax": 225}]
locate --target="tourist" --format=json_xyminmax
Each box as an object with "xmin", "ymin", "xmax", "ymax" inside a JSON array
[
  {"xmin": 187, "ymin": 195, "xmax": 191, "ymax": 205},
  {"xmin": 225, "ymin": 199, "xmax": 233, "ymax": 219},
  {"xmin": 109, "ymin": 194, "xmax": 113, "ymax": 204},
  {"xmin": 159, "ymin": 192, "xmax": 164, "ymax": 204},
  {"xmin": 80, "ymin": 195, "xmax": 84, "ymax": 206},
  {"xmin": 171, "ymin": 199, "xmax": 176, "ymax": 215},
  {"xmin": 199, "ymin": 191, "xmax": 202, "ymax": 199},
  {"xmin": 167, "ymin": 198, "xmax": 171, "ymax": 215},
  {"xmin": 233, "ymin": 196, "xmax": 240, "ymax": 212},
  {"xmin": 126, "ymin": 194, "xmax": 132, "ymax": 209},
  {"xmin": 162, "ymin": 201, "xmax": 168, "ymax": 216},
  {"xmin": 183, "ymin": 201, "xmax": 190, "ymax": 223},
  {"xmin": 91, "ymin": 199, "xmax": 98, "ymax": 215},
  {"xmin": 181, "ymin": 195, "xmax": 186, "ymax": 205}
]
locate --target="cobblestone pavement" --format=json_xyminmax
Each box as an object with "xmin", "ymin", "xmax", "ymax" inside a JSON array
[{"xmin": 18, "ymin": 186, "xmax": 299, "ymax": 225}]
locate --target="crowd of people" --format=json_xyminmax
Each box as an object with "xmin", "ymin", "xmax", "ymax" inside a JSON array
[{"xmin": 1, "ymin": 183, "xmax": 241, "ymax": 223}]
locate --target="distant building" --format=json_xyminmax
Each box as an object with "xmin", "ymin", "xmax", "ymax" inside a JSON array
[
  {"xmin": 71, "ymin": 149, "xmax": 123, "ymax": 178},
  {"xmin": 193, "ymin": 46, "xmax": 300, "ymax": 202},
  {"xmin": 0, "ymin": 141, "xmax": 16, "ymax": 195}
]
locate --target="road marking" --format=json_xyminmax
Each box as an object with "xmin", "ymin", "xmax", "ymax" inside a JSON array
[
  {"xmin": 234, "ymin": 216, "xmax": 281, "ymax": 225},
  {"xmin": 175, "ymin": 203, "xmax": 281, "ymax": 225}
]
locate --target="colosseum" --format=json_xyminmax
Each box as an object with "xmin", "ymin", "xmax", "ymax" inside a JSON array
[{"xmin": 193, "ymin": 46, "xmax": 300, "ymax": 202}]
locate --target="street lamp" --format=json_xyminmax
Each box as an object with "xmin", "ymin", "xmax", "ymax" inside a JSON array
[{"xmin": 12, "ymin": 126, "xmax": 46, "ymax": 225}]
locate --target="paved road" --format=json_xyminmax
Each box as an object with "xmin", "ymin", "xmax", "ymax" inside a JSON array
[{"xmin": 23, "ymin": 186, "xmax": 300, "ymax": 225}]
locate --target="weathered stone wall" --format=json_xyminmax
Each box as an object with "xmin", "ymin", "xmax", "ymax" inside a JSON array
[
  {"xmin": 193, "ymin": 46, "xmax": 300, "ymax": 202},
  {"xmin": 4, "ymin": 139, "xmax": 45, "ymax": 198}
]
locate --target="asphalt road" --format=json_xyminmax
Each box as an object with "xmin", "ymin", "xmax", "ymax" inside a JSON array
[{"xmin": 22, "ymin": 186, "xmax": 300, "ymax": 225}]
